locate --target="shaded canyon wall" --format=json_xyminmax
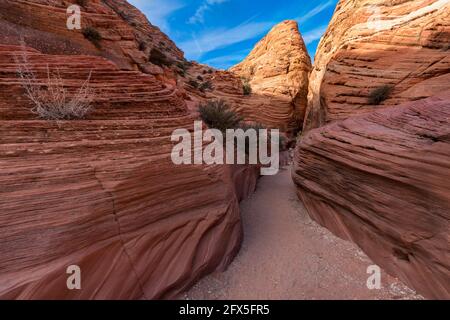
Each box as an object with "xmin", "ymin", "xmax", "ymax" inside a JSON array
[{"xmin": 294, "ymin": 0, "xmax": 450, "ymax": 299}]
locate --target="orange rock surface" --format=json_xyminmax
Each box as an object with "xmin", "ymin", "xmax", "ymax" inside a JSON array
[
  {"xmin": 0, "ymin": 43, "xmax": 256, "ymax": 299},
  {"xmin": 0, "ymin": 0, "xmax": 183, "ymax": 76},
  {"xmin": 176, "ymin": 21, "xmax": 311, "ymax": 143},
  {"xmin": 304, "ymin": 0, "xmax": 450, "ymax": 131},
  {"xmin": 294, "ymin": 0, "xmax": 450, "ymax": 299}
]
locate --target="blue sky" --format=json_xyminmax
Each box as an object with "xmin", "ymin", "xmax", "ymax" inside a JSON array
[{"xmin": 129, "ymin": 0, "xmax": 339, "ymax": 69}]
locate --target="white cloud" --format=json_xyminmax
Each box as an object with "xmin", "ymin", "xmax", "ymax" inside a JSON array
[
  {"xmin": 302, "ymin": 25, "xmax": 329, "ymax": 44},
  {"xmin": 128, "ymin": 0, "xmax": 185, "ymax": 32},
  {"xmin": 296, "ymin": 0, "xmax": 335, "ymax": 25},
  {"xmin": 179, "ymin": 21, "xmax": 273, "ymax": 59},
  {"xmin": 188, "ymin": 0, "xmax": 229, "ymax": 24}
]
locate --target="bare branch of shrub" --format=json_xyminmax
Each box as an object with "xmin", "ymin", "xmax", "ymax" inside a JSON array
[{"xmin": 14, "ymin": 43, "xmax": 96, "ymax": 120}]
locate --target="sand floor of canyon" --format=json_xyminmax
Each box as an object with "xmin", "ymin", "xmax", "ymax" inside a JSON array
[{"xmin": 183, "ymin": 166, "xmax": 423, "ymax": 300}]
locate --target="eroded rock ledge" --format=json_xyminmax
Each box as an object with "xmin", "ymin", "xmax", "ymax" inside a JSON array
[
  {"xmin": 293, "ymin": 94, "xmax": 450, "ymax": 299},
  {"xmin": 294, "ymin": 0, "xmax": 450, "ymax": 299}
]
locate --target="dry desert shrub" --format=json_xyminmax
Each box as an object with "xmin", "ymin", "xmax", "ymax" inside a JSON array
[
  {"xmin": 15, "ymin": 45, "xmax": 95, "ymax": 121},
  {"xmin": 76, "ymin": 0, "xmax": 88, "ymax": 7}
]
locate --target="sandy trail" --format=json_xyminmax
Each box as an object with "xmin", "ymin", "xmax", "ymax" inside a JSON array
[{"xmin": 184, "ymin": 167, "xmax": 422, "ymax": 300}]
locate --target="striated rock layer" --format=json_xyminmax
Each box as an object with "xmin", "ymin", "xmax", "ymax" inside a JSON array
[
  {"xmin": 0, "ymin": 43, "xmax": 254, "ymax": 299},
  {"xmin": 0, "ymin": 0, "xmax": 183, "ymax": 77},
  {"xmin": 304, "ymin": 0, "xmax": 450, "ymax": 131},
  {"xmin": 294, "ymin": 94, "xmax": 450, "ymax": 299},
  {"xmin": 231, "ymin": 21, "xmax": 311, "ymax": 134},
  {"xmin": 294, "ymin": 0, "xmax": 450, "ymax": 299}
]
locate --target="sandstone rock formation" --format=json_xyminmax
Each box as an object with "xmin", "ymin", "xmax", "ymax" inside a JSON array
[
  {"xmin": 231, "ymin": 20, "xmax": 311, "ymax": 134},
  {"xmin": 294, "ymin": 0, "xmax": 450, "ymax": 299},
  {"xmin": 0, "ymin": 0, "xmax": 261, "ymax": 299},
  {"xmin": 304, "ymin": 0, "xmax": 450, "ymax": 131},
  {"xmin": 293, "ymin": 94, "xmax": 450, "ymax": 299}
]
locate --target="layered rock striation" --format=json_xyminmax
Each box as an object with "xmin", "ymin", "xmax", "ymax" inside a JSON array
[
  {"xmin": 231, "ymin": 20, "xmax": 311, "ymax": 134},
  {"xmin": 0, "ymin": 43, "xmax": 249, "ymax": 299},
  {"xmin": 304, "ymin": 0, "xmax": 450, "ymax": 131},
  {"xmin": 293, "ymin": 94, "xmax": 450, "ymax": 299}
]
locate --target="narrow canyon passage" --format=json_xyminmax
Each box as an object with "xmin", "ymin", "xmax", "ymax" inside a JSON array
[{"xmin": 184, "ymin": 167, "xmax": 422, "ymax": 300}]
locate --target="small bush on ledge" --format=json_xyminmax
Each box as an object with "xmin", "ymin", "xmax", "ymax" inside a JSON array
[
  {"xmin": 198, "ymin": 99, "xmax": 243, "ymax": 132},
  {"xmin": 368, "ymin": 85, "xmax": 393, "ymax": 105},
  {"xmin": 149, "ymin": 48, "xmax": 173, "ymax": 67},
  {"xmin": 82, "ymin": 26, "xmax": 102, "ymax": 48},
  {"xmin": 18, "ymin": 67, "xmax": 95, "ymax": 120}
]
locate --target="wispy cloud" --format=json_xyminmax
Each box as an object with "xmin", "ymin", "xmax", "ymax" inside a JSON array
[
  {"xmin": 302, "ymin": 25, "xmax": 328, "ymax": 44},
  {"xmin": 130, "ymin": 0, "xmax": 338, "ymax": 69},
  {"xmin": 295, "ymin": 0, "xmax": 335, "ymax": 25},
  {"xmin": 128, "ymin": 0, "xmax": 185, "ymax": 32},
  {"xmin": 188, "ymin": 0, "xmax": 229, "ymax": 24},
  {"xmin": 179, "ymin": 20, "xmax": 273, "ymax": 59}
]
